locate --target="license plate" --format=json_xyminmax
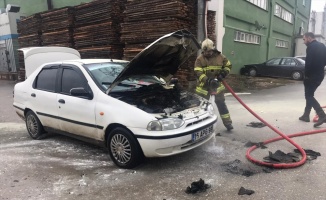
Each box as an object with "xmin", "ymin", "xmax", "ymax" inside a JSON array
[{"xmin": 192, "ymin": 125, "xmax": 213, "ymax": 142}]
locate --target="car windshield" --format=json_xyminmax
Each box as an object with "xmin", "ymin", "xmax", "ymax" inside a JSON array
[{"xmin": 84, "ymin": 62, "xmax": 162, "ymax": 92}]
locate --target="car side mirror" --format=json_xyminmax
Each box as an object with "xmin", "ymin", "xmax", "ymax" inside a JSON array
[{"xmin": 70, "ymin": 87, "xmax": 93, "ymax": 99}]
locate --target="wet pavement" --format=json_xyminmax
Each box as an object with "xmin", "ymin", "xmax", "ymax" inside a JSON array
[{"xmin": 1, "ymin": 79, "xmax": 326, "ymax": 200}]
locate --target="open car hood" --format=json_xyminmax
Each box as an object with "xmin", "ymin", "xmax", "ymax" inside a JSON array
[{"xmin": 106, "ymin": 30, "xmax": 200, "ymax": 94}]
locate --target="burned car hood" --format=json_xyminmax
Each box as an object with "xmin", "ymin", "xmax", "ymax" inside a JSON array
[{"xmin": 106, "ymin": 30, "xmax": 200, "ymax": 93}]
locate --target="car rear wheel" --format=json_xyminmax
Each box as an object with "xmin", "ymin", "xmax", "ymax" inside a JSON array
[
  {"xmin": 25, "ymin": 111, "xmax": 45, "ymax": 139},
  {"xmin": 107, "ymin": 127, "xmax": 144, "ymax": 169},
  {"xmin": 291, "ymin": 71, "xmax": 303, "ymax": 80},
  {"xmin": 249, "ymin": 68, "xmax": 257, "ymax": 77}
]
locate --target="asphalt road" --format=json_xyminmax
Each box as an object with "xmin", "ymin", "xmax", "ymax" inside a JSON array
[{"xmin": 1, "ymin": 79, "xmax": 326, "ymax": 200}]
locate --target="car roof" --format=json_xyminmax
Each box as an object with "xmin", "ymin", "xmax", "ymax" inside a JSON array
[{"xmin": 57, "ymin": 59, "xmax": 130, "ymax": 65}]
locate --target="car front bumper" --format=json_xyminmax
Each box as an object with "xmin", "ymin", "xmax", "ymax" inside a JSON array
[{"xmin": 129, "ymin": 115, "xmax": 217, "ymax": 157}]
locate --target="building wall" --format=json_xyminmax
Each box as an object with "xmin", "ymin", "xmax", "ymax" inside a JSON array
[
  {"xmin": 223, "ymin": 0, "xmax": 311, "ymax": 74},
  {"xmin": 0, "ymin": 12, "xmax": 20, "ymax": 72},
  {"xmin": 207, "ymin": 0, "xmax": 224, "ymax": 51}
]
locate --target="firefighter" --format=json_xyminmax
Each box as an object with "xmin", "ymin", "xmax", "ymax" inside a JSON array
[{"xmin": 194, "ymin": 38, "xmax": 233, "ymax": 131}]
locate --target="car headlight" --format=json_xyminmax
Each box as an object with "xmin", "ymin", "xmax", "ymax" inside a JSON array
[
  {"xmin": 207, "ymin": 104, "xmax": 214, "ymax": 115},
  {"xmin": 147, "ymin": 118, "xmax": 185, "ymax": 131}
]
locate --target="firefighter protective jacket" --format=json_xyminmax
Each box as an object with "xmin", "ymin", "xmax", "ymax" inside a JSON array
[{"xmin": 194, "ymin": 51, "xmax": 232, "ymax": 96}]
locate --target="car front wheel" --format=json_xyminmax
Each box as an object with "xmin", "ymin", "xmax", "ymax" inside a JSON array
[
  {"xmin": 25, "ymin": 111, "xmax": 45, "ymax": 139},
  {"xmin": 291, "ymin": 71, "xmax": 303, "ymax": 80},
  {"xmin": 249, "ymin": 68, "xmax": 257, "ymax": 77},
  {"xmin": 107, "ymin": 127, "xmax": 144, "ymax": 169}
]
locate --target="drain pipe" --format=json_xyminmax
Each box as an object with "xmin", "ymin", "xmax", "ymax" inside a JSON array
[
  {"xmin": 47, "ymin": 0, "xmax": 53, "ymax": 10},
  {"xmin": 197, "ymin": 0, "xmax": 207, "ymax": 55}
]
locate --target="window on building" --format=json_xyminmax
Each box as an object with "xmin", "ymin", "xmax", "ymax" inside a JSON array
[
  {"xmin": 300, "ymin": 21, "xmax": 305, "ymax": 34},
  {"xmin": 275, "ymin": 39, "xmax": 289, "ymax": 48},
  {"xmin": 234, "ymin": 31, "xmax": 261, "ymax": 44},
  {"xmin": 275, "ymin": 4, "xmax": 293, "ymax": 23},
  {"xmin": 246, "ymin": 0, "xmax": 268, "ymax": 10}
]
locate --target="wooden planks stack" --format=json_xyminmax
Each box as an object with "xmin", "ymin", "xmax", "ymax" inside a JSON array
[
  {"xmin": 74, "ymin": 0, "xmax": 126, "ymax": 59},
  {"xmin": 17, "ymin": 14, "xmax": 42, "ymax": 47},
  {"xmin": 40, "ymin": 7, "xmax": 75, "ymax": 47},
  {"xmin": 17, "ymin": 14, "xmax": 42, "ymax": 80},
  {"xmin": 207, "ymin": 10, "xmax": 216, "ymax": 47},
  {"xmin": 121, "ymin": 0, "xmax": 195, "ymax": 61},
  {"xmin": 17, "ymin": 51, "xmax": 25, "ymax": 81}
]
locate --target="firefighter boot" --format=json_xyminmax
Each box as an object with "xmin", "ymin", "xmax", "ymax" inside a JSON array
[
  {"xmin": 314, "ymin": 111, "xmax": 326, "ymax": 127},
  {"xmin": 225, "ymin": 124, "xmax": 234, "ymax": 131},
  {"xmin": 222, "ymin": 117, "xmax": 233, "ymax": 131}
]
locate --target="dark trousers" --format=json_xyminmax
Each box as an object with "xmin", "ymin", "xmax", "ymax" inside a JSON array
[
  {"xmin": 205, "ymin": 91, "xmax": 232, "ymax": 126},
  {"xmin": 304, "ymin": 78, "xmax": 324, "ymax": 114}
]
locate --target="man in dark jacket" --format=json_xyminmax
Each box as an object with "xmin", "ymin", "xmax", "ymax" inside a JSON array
[{"xmin": 299, "ymin": 32, "xmax": 326, "ymax": 127}]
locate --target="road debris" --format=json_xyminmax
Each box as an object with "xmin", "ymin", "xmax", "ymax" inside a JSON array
[
  {"xmin": 222, "ymin": 159, "xmax": 256, "ymax": 177},
  {"xmin": 264, "ymin": 149, "xmax": 321, "ymax": 163},
  {"xmin": 185, "ymin": 178, "xmax": 211, "ymax": 194},
  {"xmin": 245, "ymin": 141, "xmax": 267, "ymax": 149},
  {"xmin": 238, "ymin": 187, "xmax": 255, "ymax": 195},
  {"xmin": 246, "ymin": 122, "xmax": 266, "ymax": 128}
]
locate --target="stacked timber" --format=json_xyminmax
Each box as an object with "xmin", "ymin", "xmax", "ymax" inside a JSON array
[
  {"xmin": 207, "ymin": 10, "xmax": 216, "ymax": 46},
  {"xmin": 40, "ymin": 7, "xmax": 75, "ymax": 47},
  {"xmin": 74, "ymin": 0, "xmax": 126, "ymax": 59},
  {"xmin": 17, "ymin": 51, "xmax": 25, "ymax": 81},
  {"xmin": 17, "ymin": 14, "xmax": 42, "ymax": 47},
  {"xmin": 121, "ymin": 0, "xmax": 195, "ymax": 61},
  {"xmin": 17, "ymin": 14, "xmax": 42, "ymax": 80}
]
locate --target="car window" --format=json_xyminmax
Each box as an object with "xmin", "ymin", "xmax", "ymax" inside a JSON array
[
  {"xmin": 35, "ymin": 68, "xmax": 57, "ymax": 92},
  {"xmin": 296, "ymin": 58, "xmax": 305, "ymax": 65},
  {"xmin": 85, "ymin": 62, "xmax": 126, "ymax": 90},
  {"xmin": 266, "ymin": 58, "xmax": 282, "ymax": 65},
  {"xmin": 280, "ymin": 58, "xmax": 296, "ymax": 66},
  {"xmin": 61, "ymin": 68, "xmax": 86, "ymax": 95}
]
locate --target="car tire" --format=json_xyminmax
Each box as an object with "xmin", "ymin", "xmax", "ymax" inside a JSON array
[
  {"xmin": 240, "ymin": 67, "xmax": 246, "ymax": 75},
  {"xmin": 249, "ymin": 68, "xmax": 257, "ymax": 77},
  {"xmin": 291, "ymin": 71, "xmax": 303, "ymax": 80},
  {"xmin": 25, "ymin": 111, "xmax": 45, "ymax": 139},
  {"xmin": 107, "ymin": 127, "xmax": 144, "ymax": 169}
]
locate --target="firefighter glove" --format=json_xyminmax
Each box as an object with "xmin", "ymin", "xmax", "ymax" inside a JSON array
[
  {"xmin": 207, "ymin": 78, "xmax": 219, "ymax": 91},
  {"xmin": 218, "ymin": 70, "xmax": 228, "ymax": 80}
]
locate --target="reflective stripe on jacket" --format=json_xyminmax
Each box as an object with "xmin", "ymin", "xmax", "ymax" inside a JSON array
[{"xmin": 194, "ymin": 51, "xmax": 232, "ymax": 96}]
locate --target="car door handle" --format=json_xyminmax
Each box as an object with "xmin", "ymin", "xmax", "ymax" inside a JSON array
[
  {"xmin": 31, "ymin": 93, "xmax": 36, "ymax": 97},
  {"xmin": 58, "ymin": 99, "xmax": 65, "ymax": 104}
]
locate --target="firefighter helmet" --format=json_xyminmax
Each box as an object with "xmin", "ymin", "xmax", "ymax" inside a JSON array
[{"xmin": 201, "ymin": 38, "xmax": 215, "ymax": 51}]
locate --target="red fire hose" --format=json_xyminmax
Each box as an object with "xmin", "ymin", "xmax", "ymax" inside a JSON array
[{"xmin": 222, "ymin": 80, "xmax": 326, "ymax": 168}]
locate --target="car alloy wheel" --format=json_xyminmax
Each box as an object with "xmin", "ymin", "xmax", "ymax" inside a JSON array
[
  {"xmin": 249, "ymin": 68, "xmax": 257, "ymax": 77},
  {"xmin": 108, "ymin": 127, "xmax": 143, "ymax": 168},
  {"xmin": 111, "ymin": 134, "xmax": 132, "ymax": 164},
  {"xmin": 25, "ymin": 111, "xmax": 44, "ymax": 139},
  {"xmin": 291, "ymin": 71, "xmax": 302, "ymax": 80}
]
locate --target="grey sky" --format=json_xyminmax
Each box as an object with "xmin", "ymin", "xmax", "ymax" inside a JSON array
[{"xmin": 311, "ymin": 0, "xmax": 326, "ymax": 12}]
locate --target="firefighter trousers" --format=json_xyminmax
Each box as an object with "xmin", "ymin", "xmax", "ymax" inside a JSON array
[{"xmin": 202, "ymin": 91, "xmax": 232, "ymax": 126}]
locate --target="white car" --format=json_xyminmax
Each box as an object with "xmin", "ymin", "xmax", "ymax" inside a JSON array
[{"xmin": 13, "ymin": 30, "xmax": 218, "ymax": 168}]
